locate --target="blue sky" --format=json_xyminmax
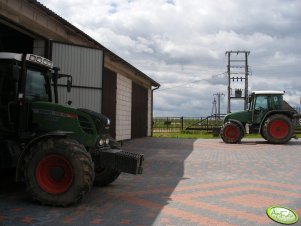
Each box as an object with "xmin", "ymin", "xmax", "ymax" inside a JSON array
[{"xmin": 39, "ymin": 0, "xmax": 301, "ymax": 116}]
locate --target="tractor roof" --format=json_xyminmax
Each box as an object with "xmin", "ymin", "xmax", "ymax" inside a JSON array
[
  {"xmin": 0, "ymin": 52, "xmax": 22, "ymax": 61},
  {"xmin": 0, "ymin": 52, "xmax": 53, "ymax": 69},
  {"xmin": 252, "ymin": 91, "xmax": 285, "ymax": 95}
]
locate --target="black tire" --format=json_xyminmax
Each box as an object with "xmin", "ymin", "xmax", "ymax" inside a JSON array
[
  {"xmin": 221, "ymin": 121, "xmax": 243, "ymax": 144},
  {"xmin": 262, "ymin": 114, "xmax": 293, "ymax": 144},
  {"xmin": 260, "ymin": 130, "xmax": 268, "ymax": 141},
  {"xmin": 24, "ymin": 138, "xmax": 94, "ymax": 206},
  {"xmin": 93, "ymin": 168, "xmax": 120, "ymax": 187}
]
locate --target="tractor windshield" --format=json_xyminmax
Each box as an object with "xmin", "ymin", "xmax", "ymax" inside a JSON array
[
  {"xmin": 25, "ymin": 68, "xmax": 50, "ymax": 101},
  {"xmin": 254, "ymin": 95, "xmax": 268, "ymax": 110}
]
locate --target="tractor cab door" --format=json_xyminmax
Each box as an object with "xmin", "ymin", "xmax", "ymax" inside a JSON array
[
  {"xmin": 0, "ymin": 63, "xmax": 18, "ymax": 135},
  {"xmin": 17, "ymin": 67, "xmax": 51, "ymax": 137},
  {"xmin": 252, "ymin": 95, "xmax": 269, "ymax": 124}
]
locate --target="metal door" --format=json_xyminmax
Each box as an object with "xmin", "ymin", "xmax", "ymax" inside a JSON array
[
  {"xmin": 131, "ymin": 82, "xmax": 148, "ymax": 138},
  {"xmin": 102, "ymin": 67, "xmax": 117, "ymax": 138},
  {"xmin": 51, "ymin": 42, "xmax": 103, "ymax": 113}
]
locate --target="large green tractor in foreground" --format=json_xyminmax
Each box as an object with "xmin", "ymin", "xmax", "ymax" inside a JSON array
[
  {"xmin": 221, "ymin": 91, "xmax": 299, "ymax": 144},
  {"xmin": 0, "ymin": 52, "xmax": 143, "ymax": 206}
]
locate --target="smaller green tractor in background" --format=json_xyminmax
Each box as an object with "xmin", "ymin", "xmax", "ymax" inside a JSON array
[{"xmin": 221, "ymin": 91, "xmax": 300, "ymax": 144}]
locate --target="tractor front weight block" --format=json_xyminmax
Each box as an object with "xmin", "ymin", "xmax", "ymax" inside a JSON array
[{"xmin": 94, "ymin": 149, "xmax": 144, "ymax": 175}]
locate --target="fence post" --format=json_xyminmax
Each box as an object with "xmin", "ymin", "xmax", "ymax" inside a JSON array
[
  {"xmin": 167, "ymin": 117, "xmax": 169, "ymax": 130},
  {"xmin": 181, "ymin": 117, "xmax": 184, "ymax": 131}
]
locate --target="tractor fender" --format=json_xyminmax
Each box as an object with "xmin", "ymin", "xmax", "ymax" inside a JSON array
[
  {"xmin": 228, "ymin": 119, "xmax": 246, "ymax": 134},
  {"xmin": 15, "ymin": 131, "xmax": 72, "ymax": 182},
  {"xmin": 259, "ymin": 110, "xmax": 294, "ymax": 134}
]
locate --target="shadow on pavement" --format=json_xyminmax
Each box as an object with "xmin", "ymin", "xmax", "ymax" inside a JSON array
[
  {"xmin": 0, "ymin": 169, "xmax": 25, "ymax": 193},
  {"xmin": 239, "ymin": 139, "xmax": 301, "ymax": 145},
  {"xmin": 0, "ymin": 137, "xmax": 196, "ymax": 226}
]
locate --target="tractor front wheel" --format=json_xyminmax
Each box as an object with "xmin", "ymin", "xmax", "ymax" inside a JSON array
[
  {"xmin": 24, "ymin": 138, "xmax": 94, "ymax": 206},
  {"xmin": 221, "ymin": 121, "xmax": 243, "ymax": 144},
  {"xmin": 262, "ymin": 114, "xmax": 293, "ymax": 144},
  {"xmin": 93, "ymin": 168, "xmax": 120, "ymax": 187}
]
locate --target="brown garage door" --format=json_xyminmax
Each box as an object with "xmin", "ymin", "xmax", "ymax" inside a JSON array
[
  {"xmin": 131, "ymin": 82, "xmax": 148, "ymax": 138},
  {"xmin": 102, "ymin": 67, "xmax": 117, "ymax": 138}
]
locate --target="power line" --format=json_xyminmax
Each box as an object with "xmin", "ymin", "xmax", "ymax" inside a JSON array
[
  {"xmin": 251, "ymin": 63, "xmax": 301, "ymax": 69},
  {"xmin": 156, "ymin": 72, "xmax": 227, "ymax": 92}
]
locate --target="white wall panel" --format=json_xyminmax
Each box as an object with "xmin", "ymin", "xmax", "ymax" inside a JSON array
[{"xmin": 116, "ymin": 74, "xmax": 132, "ymax": 141}]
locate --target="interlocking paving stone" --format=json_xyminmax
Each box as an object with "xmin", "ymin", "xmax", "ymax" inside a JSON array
[{"xmin": 0, "ymin": 138, "xmax": 300, "ymax": 225}]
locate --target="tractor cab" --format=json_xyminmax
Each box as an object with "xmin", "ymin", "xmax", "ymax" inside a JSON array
[
  {"xmin": 248, "ymin": 91, "xmax": 284, "ymax": 124},
  {"xmin": 0, "ymin": 53, "xmax": 70, "ymax": 138}
]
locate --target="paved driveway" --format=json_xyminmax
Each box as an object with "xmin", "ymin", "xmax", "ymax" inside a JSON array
[{"xmin": 0, "ymin": 138, "xmax": 301, "ymax": 225}]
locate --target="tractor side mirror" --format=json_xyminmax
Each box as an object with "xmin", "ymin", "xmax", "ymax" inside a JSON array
[
  {"xmin": 12, "ymin": 65, "xmax": 20, "ymax": 81},
  {"xmin": 248, "ymin": 96, "xmax": 252, "ymax": 104},
  {"xmin": 247, "ymin": 96, "xmax": 253, "ymax": 110},
  {"xmin": 67, "ymin": 77, "xmax": 72, "ymax": 92}
]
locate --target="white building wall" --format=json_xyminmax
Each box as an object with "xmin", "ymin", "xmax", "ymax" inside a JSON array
[
  {"xmin": 147, "ymin": 89, "xmax": 152, "ymax": 136},
  {"xmin": 116, "ymin": 73, "xmax": 132, "ymax": 141}
]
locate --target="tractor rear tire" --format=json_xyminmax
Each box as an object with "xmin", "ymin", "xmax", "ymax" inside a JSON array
[
  {"xmin": 93, "ymin": 168, "xmax": 120, "ymax": 187},
  {"xmin": 24, "ymin": 138, "xmax": 94, "ymax": 206},
  {"xmin": 262, "ymin": 114, "xmax": 293, "ymax": 144},
  {"xmin": 221, "ymin": 121, "xmax": 243, "ymax": 144}
]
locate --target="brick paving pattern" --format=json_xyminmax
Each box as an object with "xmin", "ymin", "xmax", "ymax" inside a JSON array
[{"xmin": 0, "ymin": 138, "xmax": 300, "ymax": 225}]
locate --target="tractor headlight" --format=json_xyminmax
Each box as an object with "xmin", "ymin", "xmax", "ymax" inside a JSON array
[
  {"xmin": 107, "ymin": 118, "xmax": 110, "ymax": 126},
  {"xmin": 105, "ymin": 138, "xmax": 110, "ymax": 145},
  {"xmin": 99, "ymin": 139, "xmax": 104, "ymax": 146}
]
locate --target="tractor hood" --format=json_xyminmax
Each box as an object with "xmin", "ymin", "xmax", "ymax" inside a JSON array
[
  {"xmin": 224, "ymin": 110, "xmax": 251, "ymax": 124},
  {"xmin": 31, "ymin": 101, "xmax": 78, "ymax": 120},
  {"xmin": 31, "ymin": 102, "xmax": 110, "ymax": 134},
  {"xmin": 77, "ymin": 108, "xmax": 110, "ymax": 134},
  {"xmin": 31, "ymin": 101, "xmax": 110, "ymax": 147}
]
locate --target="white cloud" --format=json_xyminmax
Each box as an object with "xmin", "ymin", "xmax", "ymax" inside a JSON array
[{"xmin": 39, "ymin": 0, "xmax": 301, "ymax": 116}]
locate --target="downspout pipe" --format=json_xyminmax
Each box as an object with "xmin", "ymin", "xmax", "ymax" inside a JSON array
[{"xmin": 151, "ymin": 85, "xmax": 160, "ymax": 137}]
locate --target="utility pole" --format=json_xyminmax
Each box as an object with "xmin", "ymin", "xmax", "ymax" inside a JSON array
[
  {"xmin": 211, "ymin": 98, "xmax": 217, "ymax": 116},
  {"xmin": 225, "ymin": 50, "xmax": 250, "ymax": 113},
  {"xmin": 214, "ymin": 92, "xmax": 224, "ymax": 117}
]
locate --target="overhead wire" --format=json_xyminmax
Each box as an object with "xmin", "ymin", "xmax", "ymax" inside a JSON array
[
  {"xmin": 156, "ymin": 62, "xmax": 300, "ymax": 92},
  {"xmin": 157, "ymin": 72, "xmax": 227, "ymax": 92}
]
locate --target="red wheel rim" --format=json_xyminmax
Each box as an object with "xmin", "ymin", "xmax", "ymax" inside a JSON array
[
  {"xmin": 36, "ymin": 155, "xmax": 74, "ymax": 195},
  {"xmin": 269, "ymin": 119, "xmax": 289, "ymax": 139},
  {"xmin": 224, "ymin": 125, "xmax": 239, "ymax": 141}
]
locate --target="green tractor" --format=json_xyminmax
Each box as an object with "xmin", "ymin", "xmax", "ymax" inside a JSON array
[
  {"xmin": 0, "ymin": 52, "xmax": 144, "ymax": 206},
  {"xmin": 221, "ymin": 91, "xmax": 299, "ymax": 144}
]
